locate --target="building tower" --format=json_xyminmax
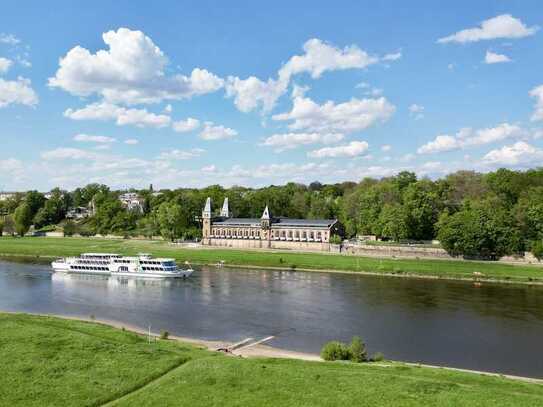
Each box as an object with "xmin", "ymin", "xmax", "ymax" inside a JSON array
[
  {"xmin": 220, "ymin": 197, "xmax": 230, "ymax": 218},
  {"xmin": 202, "ymin": 197, "xmax": 212, "ymax": 241},
  {"xmin": 260, "ymin": 205, "xmax": 272, "ymax": 247}
]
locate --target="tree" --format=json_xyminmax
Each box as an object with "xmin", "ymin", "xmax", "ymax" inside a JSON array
[
  {"xmin": 63, "ymin": 220, "xmax": 77, "ymax": 237},
  {"xmin": 437, "ymin": 200, "xmax": 523, "ymax": 259},
  {"xmin": 403, "ymin": 180, "xmax": 443, "ymax": 240},
  {"xmin": 14, "ymin": 203, "xmax": 33, "ymax": 236},
  {"xmin": 376, "ymin": 204, "xmax": 409, "ymax": 241},
  {"xmin": 24, "ymin": 191, "xmax": 46, "ymax": 218},
  {"xmin": 157, "ymin": 202, "xmax": 184, "ymax": 241},
  {"xmin": 0, "ymin": 218, "xmax": 4, "ymax": 236},
  {"xmin": 3, "ymin": 216, "xmax": 15, "ymax": 236}
]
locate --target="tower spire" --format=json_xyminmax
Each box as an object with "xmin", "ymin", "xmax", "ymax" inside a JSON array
[
  {"xmin": 202, "ymin": 197, "xmax": 212, "ymax": 218},
  {"xmin": 220, "ymin": 197, "xmax": 230, "ymax": 218}
]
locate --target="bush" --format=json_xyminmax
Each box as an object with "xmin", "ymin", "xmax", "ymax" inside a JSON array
[
  {"xmin": 349, "ymin": 336, "xmax": 368, "ymax": 362},
  {"xmin": 321, "ymin": 341, "xmax": 352, "ymax": 361},
  {"xmin": 160, "ymin": 330, "xmax": 169, "ymax": 340},
  {"xmin": 63, "ymin": 221, "xmax": 77, "ymax": 237},
  {"xmin": 532, "ymin": 240, "xmax": 543, "ymax": 261},
  {"xmin": 330, "ymin": 235, "xmax": 342, "ymax": 245},
  {"xmin": 372, "ymin": 352, "xmax": 385, "ymax": 362}
]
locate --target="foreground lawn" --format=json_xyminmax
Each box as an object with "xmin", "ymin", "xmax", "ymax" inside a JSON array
[
  {"xmin": 1, "ymin": 236, "xmax": 543, "ymax": 283},
  {"xmin": 1, "ymin": 313, "xmax": 542, "ymax": 406}
]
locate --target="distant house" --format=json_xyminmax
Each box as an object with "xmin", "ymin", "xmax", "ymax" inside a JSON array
[
  {"xmin": 0, "ymin": 192, "xmax": 16, "ymax": 201},
  {"xmin": 119, "ymin": 192, "xmax": 144, "ymax": 213},
  {"xmin": 66, "ymin": 207, "xmax": 91, "ymax": 220}
]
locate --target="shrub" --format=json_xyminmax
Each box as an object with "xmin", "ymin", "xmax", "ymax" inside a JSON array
[
  {"xmin": 330, "ymin": 235, "xmax": 342, "ymax": 245},
  {"xmin": 321, "ymin": 341, "xmax": 352, "ymax": 361},
  {"xmin": 0, "ymin": 219, "xmax": 4, "ymax": 236},
  {"xmin": 63, "ymin": 221, "xmax": 77, "ymax": 237},
  {"xmin": 372, "ymin": 352, "xmax": 385, "ymax": 362},
  {"xmin": 160, "ymin": 330, "xmax": 169, "ymax": 340},
  {"xmin": 532, "ymin": 240, "xmax": 543, "ymax": 261},
  {"xmin": 349, "ymin": 336, "xmax": 368, "ymax": 362}
]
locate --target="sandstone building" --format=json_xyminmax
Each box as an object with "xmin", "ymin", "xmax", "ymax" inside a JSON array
[{"xmin": 201, "ymin": 197, "xmax": 343, "ymax": 251}]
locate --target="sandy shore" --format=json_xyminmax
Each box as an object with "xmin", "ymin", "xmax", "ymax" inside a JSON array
[{"xmin": 3, "ymin": 310, "xmax": 542, "ymax": 383}]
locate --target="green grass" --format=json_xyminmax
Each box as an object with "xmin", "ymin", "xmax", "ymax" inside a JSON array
[
  {"xmin": 1, "ymin": 313, "xmax": 542, "ymax": 406},
  {"xmin": 1, "ymin": 236, "xmax": 542, "ymax": 283}
]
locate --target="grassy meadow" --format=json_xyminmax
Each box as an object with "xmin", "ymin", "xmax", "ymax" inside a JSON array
[
  {"xmin": 1, "ymin": 236, "xmax": 543, "ymax": 283},
  {"xmin": 1, "ymin": 313, "xmax": 543, "ymax": 407}
]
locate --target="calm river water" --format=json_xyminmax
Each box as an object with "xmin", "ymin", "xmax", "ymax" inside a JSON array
[{"xmin": 1, "ymin": 260, "xmax": 543, "ymax": 377}]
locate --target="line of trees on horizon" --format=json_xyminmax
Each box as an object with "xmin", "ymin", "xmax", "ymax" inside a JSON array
[{"xmin": 1, "ymin": 167, "xmax": 542, "ymax": 260}]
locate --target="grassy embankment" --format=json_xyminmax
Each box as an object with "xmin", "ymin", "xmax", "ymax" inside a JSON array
[
  {"xmin": 0, "ymin": 236, "xmax": 542, "ymax": 283},
  {"xmin": 1, "ymin": 313, "xmax": 542, "ymax": 407}
]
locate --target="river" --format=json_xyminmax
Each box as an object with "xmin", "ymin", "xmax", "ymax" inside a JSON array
[{"xmin": 1, "ymin": 260, "xmax": 542, "ymax": 377}]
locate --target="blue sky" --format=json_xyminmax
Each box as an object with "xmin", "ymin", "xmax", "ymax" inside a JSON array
[{"xmin": 1, "ymin": 0, "xmax": 543, "ymax": 191}]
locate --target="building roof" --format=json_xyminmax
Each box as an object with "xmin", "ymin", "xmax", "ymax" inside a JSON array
[{"xmin": 212, "ymin": 217, "xmax": 337, "ymax": 228}]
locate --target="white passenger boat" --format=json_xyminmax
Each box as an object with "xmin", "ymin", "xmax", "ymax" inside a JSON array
[{"xmin": 51, "ymin": 253, "xmax": 193, "ymax": 278}]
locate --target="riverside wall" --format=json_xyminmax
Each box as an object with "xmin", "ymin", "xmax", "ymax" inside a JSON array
[
  {"xmin": 206, "ymin": 238, "xmax": 331, "ymax": 252},
  {"xmin": 343, "ymin": 243, "xmax": 542, "ymax": 265}
]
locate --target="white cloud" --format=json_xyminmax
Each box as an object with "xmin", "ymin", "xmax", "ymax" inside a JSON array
[
  {"xmin": 64, "ymin": 102, "xmax": 171, "ymax": 128},
  {"xmin": 0, "ymin": 57, "xmax": 12, "ymax": 74},
  {"xmin": 529, "ymin": 85, "xmax": 543, "ymax": 121},
  {"xmin": 41, "ymin": 147, "xmax": 96, "ymax": 160},
  {"xmin": 418, "ymin": 123, "xmax": 524, "ymax": 154},
  {"xmin": 438, "ymin": 14, "xmax": 538, "ymax": 44},
  {"xmin": 158, "ymin": 148, "xmax": 205, "ymax": 160},
  {"xmin": 0, "ymin": 33, "xmax": 20, "ymax": 45},
  {"xmin": 172, "ymin": 117, "xmax": 200, "ymax": 133},
  {"xmin": 382, "ymin": 51, "xmax": 402, "ymax": 61},
  {"xmin": 279, "ymin": 38, "xmax": 379, "ymax": 80},
  {"xmin": 48, "ymin": 27, "xmax": 224, "ymax": 105},
  {"xmin": 164, "ymin": 104, "xmax": 172, "ymax": 113},
  {"xmin": 261, "ymin": 132, "xmax": 344, "ymax": 151},
  {"xmin": 124, "ymin": 139, "xmax": 139, "ymax": 145},
  {"xmin": 0, "ymin": 158, "xmax": 23, "ymax": 172},
  {"xmin": 199, "ymin": 122, "xmax": 238, "ymax": 140},
  {"xmin": 273, "ymin": 95, "xmax": 395, "ymax": 134},
  {"xmin": 409, "ymin": 103, "xmax": 425, "ymax": 120},
  {"xmin": 484, "ymin": 50, "xmax": 511, "ymax": 64},
  {"xmin": 381, "ymin": 144, "xmax": 392, "ymax": 152},
  {"xmin": 0, "ymin": 77, "xmax": 38, "ymax": 108},
  {"xmin": 226, "ymin": 38, "xmax": 382, "ymax": 113},
  {"xmin": 483, "ymin": 141, "xmax": 543, "ymax": 166},
  {"xmin": 73, "ymin": 134, "xmax": 116, "ymax": 143},
  {"xmin": 308, "ymin": 140, "xmax": 369, "ymax": 158},
  {"xmin": 355, "ymin": 81, "xmax": 370, "ymax": 89}
]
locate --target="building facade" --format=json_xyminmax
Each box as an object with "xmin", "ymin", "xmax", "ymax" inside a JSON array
[{"xmin": 201, "ymin": 197, "xmax": 343, "ymax": 252}]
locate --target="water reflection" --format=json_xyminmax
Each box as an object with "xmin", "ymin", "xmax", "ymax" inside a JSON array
[{"xmin": 1, "ymin": 261, "xmax": 543, "ymax": 377}]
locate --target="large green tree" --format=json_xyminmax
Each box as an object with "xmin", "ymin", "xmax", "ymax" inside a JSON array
[{"xmin": 14, "ymin": 203, "xmax": 34, "ymax": 236}]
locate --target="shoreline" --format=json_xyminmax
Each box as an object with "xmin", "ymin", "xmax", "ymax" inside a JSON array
[
  {"xmin": 1, "ymin": 252, "xmax": 543, "ymax": 287},
  {"xmin": 3, "ymin": 310, "xmax": 542, "ymax": 384}
]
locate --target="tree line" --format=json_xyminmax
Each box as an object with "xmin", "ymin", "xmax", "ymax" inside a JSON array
[{"xmin": 1, "ymin": 168, "xmax": 542, "ymax": 259}]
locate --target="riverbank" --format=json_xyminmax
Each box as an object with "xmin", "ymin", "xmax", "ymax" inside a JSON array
[
  {"xmin": 1, "ymin": 236, "xmax": 543, "ymax": 285},
  {"xmin": 2, "ymin": 312, "xmax": 542, "ymax": 406}
]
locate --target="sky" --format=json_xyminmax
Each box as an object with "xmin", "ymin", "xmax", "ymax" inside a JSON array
[{"xmin": 1, "ymin": 0, "xmax": 543, "ymax": 191}]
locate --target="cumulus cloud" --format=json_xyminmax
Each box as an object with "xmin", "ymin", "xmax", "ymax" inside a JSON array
[
  {"xmin": 273, "ymin": 95, "xmax": 395, "ymax": 134},
  {"xmin": 0, "ymin": 57, "xmax": 12, "ymax": 74},
  {"xmin": 437, "ymin": 14, "xmax": 538, "ymax": 44},
  {"xmin": 0, "ymin": 77, "xmax": 38, "ymax": 108},
  {"xmin": 261, "ymin": 132, "xmax": 344, "ymax": 151},
  {"xmin": 64, "ymin": 102, "xmax": 171, "ymax": 128},
  {"xmin": 226, "ymin": 38, "xmax": 385, "ymax": 113},
  {"xmin": 73, "ymin": 134, "xmax": 116, "ymax": 143},
  {"xmin": 172, "ymin": 117, "xmax": 200, "ymax": 133},
  {"xmin": 530, "ymin": 85, "xmax": 543, "ymax": 121},
  {"xmin": 158, "ymin": 148, "xmax": 205, "ymax": 160},
  {"xmin": 308, "ymin": 140, "xmax": 369, "ymax": 158},
  {"xmin": 418, "ymin": 123, "xmax": 523, "ymax": 154},
  {"xmin": 199, "ymin": 122, "xmax": 238, "ymax": 140},
  {"xmin": 484, "ymin": 50, "xmax": 511, "ymax": 64},
  {"xmin": 483, "ymin": 141, "xmax": 543, "ymax": 166},
  {"xmin": 48, "ymin": 27, "xmax": 224, "ymax": 105}
]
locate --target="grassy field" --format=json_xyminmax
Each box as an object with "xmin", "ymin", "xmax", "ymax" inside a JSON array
[
  {"xmin": 1, "ymin": 313, "xmax": 542, "ymax": 407},
  {"xmin": 1, "ymin": 236, "xmax": 543, "ymax": 283}
]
